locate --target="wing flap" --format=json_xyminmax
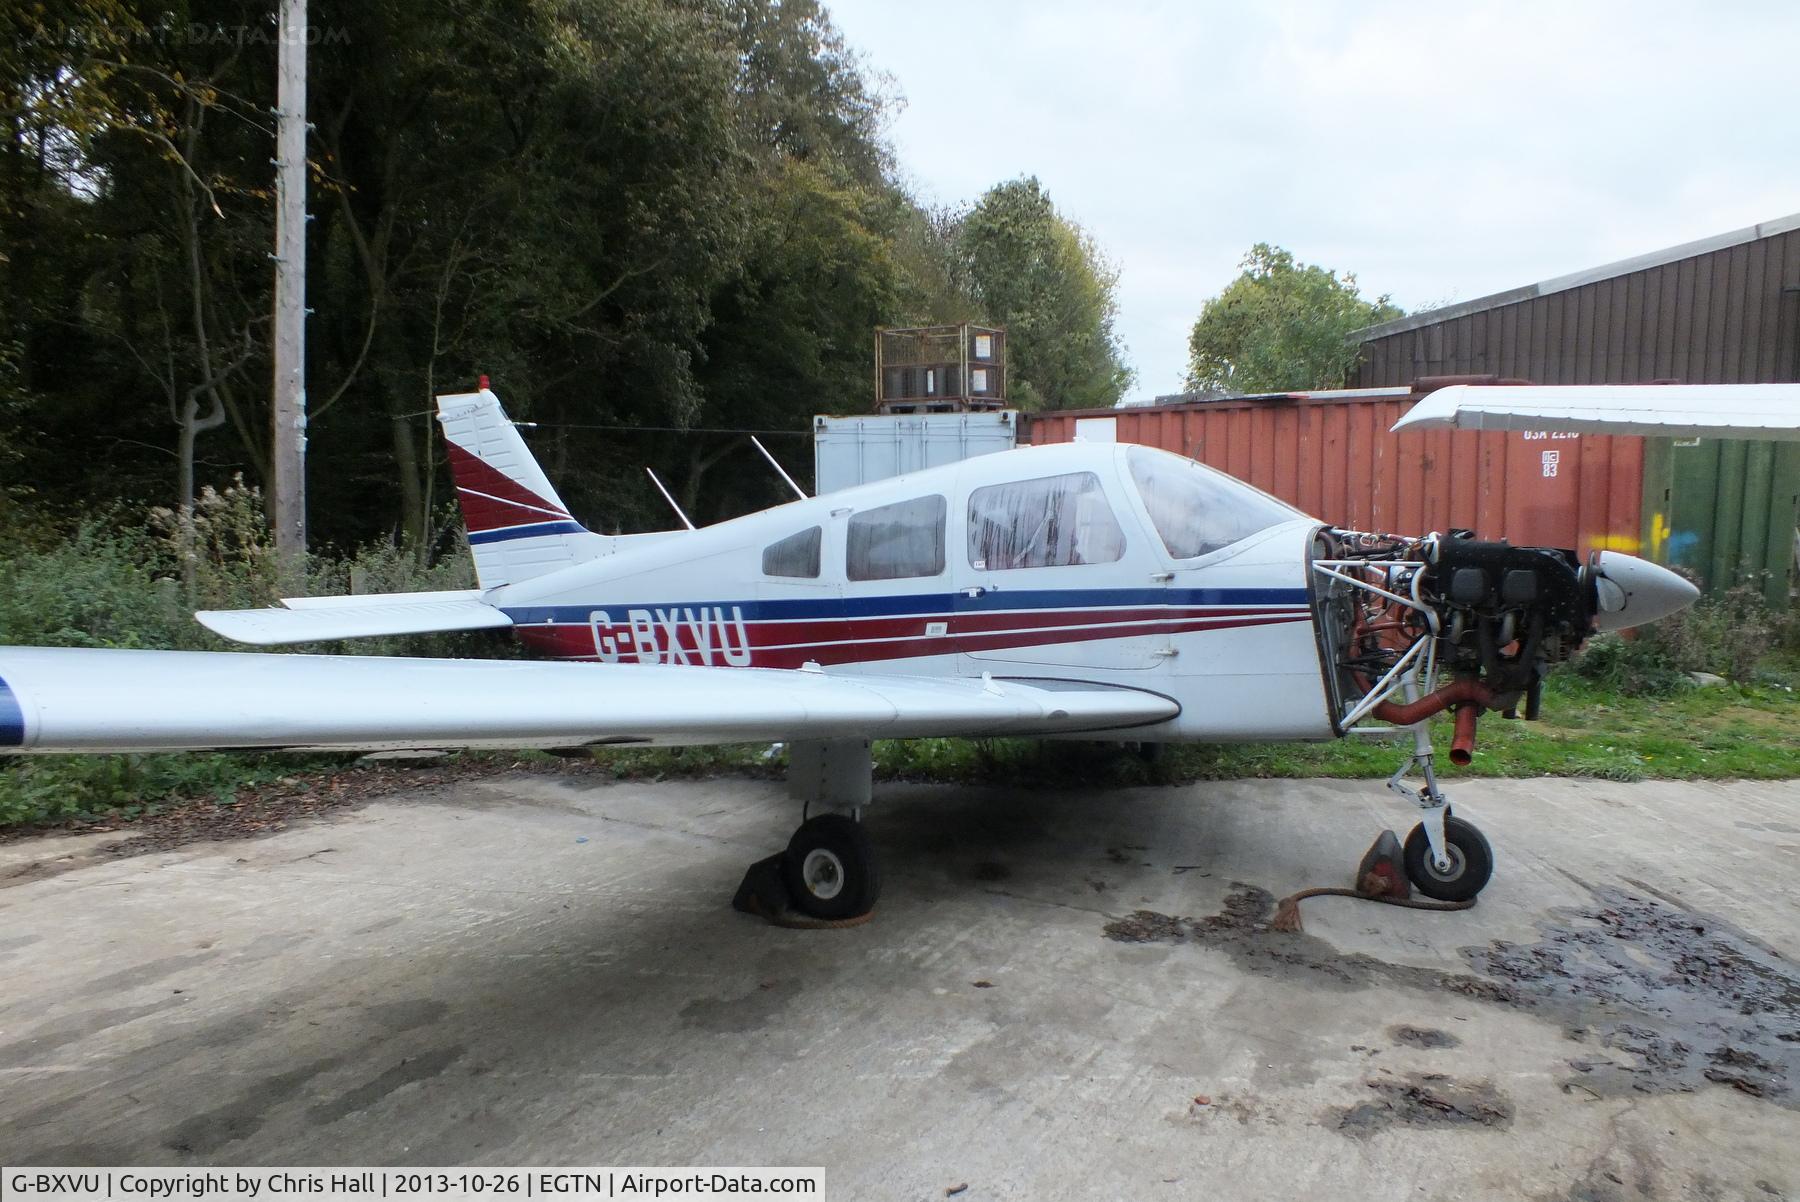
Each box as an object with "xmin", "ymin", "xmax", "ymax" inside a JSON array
[
  {"xmin": 1392, "ymin": 384, "xmax": 1800, "ymax": 440},
  {"xmin": 0, "ymin": 647, "xmax": 1177, "ymax": 753},
  {"xmin": 197, "ymin": 594, "xmax": 513, "ymax": 645}
]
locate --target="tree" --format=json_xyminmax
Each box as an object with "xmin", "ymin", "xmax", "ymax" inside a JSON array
[
  {"xmin": 1186, "ymin": 244, "xmax": 1400, "ymax": 394},
  {"xmin": 957, "ymin": 177, "xmax": 1130, "ymax": 411},
  {"xmin": 0, "ymin": 0, "xmax": 1135, "ymax": 551}
]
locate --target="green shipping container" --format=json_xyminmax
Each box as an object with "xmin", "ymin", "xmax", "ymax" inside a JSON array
[{"xmin": 1640, "ymin": 437, "xmax": 1800, "ymax": 606}]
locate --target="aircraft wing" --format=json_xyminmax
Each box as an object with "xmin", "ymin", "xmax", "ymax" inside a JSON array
[
  {"xmin": 197, "ymin": 591, "xmax": 513, "ymax": 645},
  {"xmin": 0, "ymin": 647, "xmax": 1177, "ymax": 754},
  {"xmin": 1391, "ymin": 384, "xmax": 1800, "ymax": 440}
]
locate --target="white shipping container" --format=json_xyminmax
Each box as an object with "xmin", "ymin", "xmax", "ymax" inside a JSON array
[{"xmin": 813, "ymin": 412, "xmax": 1019, "ymax": 494}]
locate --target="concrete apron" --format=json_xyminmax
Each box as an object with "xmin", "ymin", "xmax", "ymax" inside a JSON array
[{"xmin": 0, "ymin": 773, "xmax": 1795, "ymax": 1201}]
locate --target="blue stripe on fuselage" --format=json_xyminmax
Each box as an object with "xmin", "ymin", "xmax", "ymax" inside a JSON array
[
  {"xmin": 468, "ymin": 520, "xmax": 587, "ymax": 545},
  {"xmin": 0, "ymin": 674, "xmax": 23, "ymax": 747},
  {"xmin": 500, "ymin": 587, "xmax": 1311, "ymax": 625}
]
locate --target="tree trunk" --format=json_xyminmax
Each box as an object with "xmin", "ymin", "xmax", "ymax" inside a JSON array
[
  {"xmin": 680, "ymin": 439, "xmax": 739, "ymax": 521},
  {"xmin": 177, "ymin": 402, "xmax": 199, "ymax": 602},
  {"xmin": 389, "ymin": 399, "xmax": 427, "ymax": 548},
  {"xmin": 176, "ymin": 395, "xmax": 228, "ymax": 606}
]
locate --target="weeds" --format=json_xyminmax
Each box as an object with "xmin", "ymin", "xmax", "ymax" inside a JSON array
[
  {"xmin": 1572, "ymin": 580, "xmax": 1792, "ymax": 695},
  {"xmin": 0, "ymin": 486, "xmax": 482, "ymax": 826}
]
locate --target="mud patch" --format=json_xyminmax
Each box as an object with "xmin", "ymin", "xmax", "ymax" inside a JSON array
[
  {"xmin": 1104, "ymin": 886, "xmax": 1501, "ymax": 993},
  {"xmin": 1104, "ymin": 882, "xmax": 1800, "ymax": 1108},
  {"xmin": 1331, "ymin": 1072, "xmax": 1513, "ymax": 1136},
  {"xmin": 1390, "ymin": 1024, "xmax": 1460, "ymax": 1049},
  {"xmin": 1104, "ymin": 909, "xmax": 1192, "ymax": 944},
  {"xmin": 1470, "ymin": 885, "xmax": 1799, "ymax": 1104}
]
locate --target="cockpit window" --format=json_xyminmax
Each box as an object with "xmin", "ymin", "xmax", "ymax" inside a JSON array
[
  {"xmin": 1126, "ymin": 445, "xmax": 1303, "ymax": 560},
  {"xmin": 967, "ymin": 472, "xmax": 1125, "ymax": 570},
  {"xmin": 847, "ymin": 495, "xmax": 947, "ymax": 581},
  {"xmin": 762, "ymin": 527, "xmax": 821, "ymax": 578}
]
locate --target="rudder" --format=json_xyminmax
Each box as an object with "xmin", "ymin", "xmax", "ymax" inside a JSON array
[{"xmin": 437, "ymin": 388, "xmax": 603, "ymax": 588}]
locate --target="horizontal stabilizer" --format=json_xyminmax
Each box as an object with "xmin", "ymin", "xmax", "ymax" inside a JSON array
[
  {"xmin": 197, "ymin": 591, "xmax": 513, "ymax": 646},
  {"xmin": 0, "ymin": 647, "xmax": 1178, "ymax": 753},
  {"xmin": 1393, "ymin": 384, "xmax": 1800, "ymax": 440}
]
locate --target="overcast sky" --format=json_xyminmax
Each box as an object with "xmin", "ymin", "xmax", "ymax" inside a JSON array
[{"xmin": 825, "ymin": 0, "xmax": 1800, "ymax": 402}]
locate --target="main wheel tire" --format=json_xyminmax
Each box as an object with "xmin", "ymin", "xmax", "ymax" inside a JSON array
[
  {"xmin": 1403, "ymin": 815, "xmax": 1494, "ymax": 902},
  {"xmin": 782, "ymin": 814, "xmax": 880, "ymax": 920}
]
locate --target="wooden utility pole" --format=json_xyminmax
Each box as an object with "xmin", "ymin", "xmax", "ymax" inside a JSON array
[{"xmin": 271, "ymin": 0, "xmax": 309, "ymax": 586}]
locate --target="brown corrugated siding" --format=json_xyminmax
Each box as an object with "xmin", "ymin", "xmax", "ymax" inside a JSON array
[
  {"xmin": 1029, "ymin": 400, "xmax": 1642, "ymax": 557},
  {"xmin": 1353, "ymin": 228, "xmax": 1800, "ymax": 387}
]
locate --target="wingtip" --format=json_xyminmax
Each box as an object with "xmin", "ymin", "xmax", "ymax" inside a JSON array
[
  {"xmin": 1391, "ymin": 386, "xmax": 1464, "ymax": 435},
  {"xmin": 194, "ymin": 609, "xmax": 283, "ymax": 646},
  {"xmin": 0, "ymin": 672, "xmax": 26, "ymax": 747}
]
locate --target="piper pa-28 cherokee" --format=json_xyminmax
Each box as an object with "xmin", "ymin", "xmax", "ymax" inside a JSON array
[{"xmin": 13, "ymin": 382, "xmax": 1782, "ymax": 920}]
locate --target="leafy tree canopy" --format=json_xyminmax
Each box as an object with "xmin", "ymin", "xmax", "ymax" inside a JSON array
[
  {"xmin": 1186, "ymin": 243, "xmax": 1401, "ymax": 395},
  {"xmin": 1, "ymin": 0, "xmax": 1134, "ymax": 549},
  {"xmin": 957, "ymin": 177, "xmax": 1131, "ymax": 410}
]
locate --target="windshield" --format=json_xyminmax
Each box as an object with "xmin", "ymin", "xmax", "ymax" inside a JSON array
[{"xmin": 1126, "ymin": 445, "xmax": 1304, "ymax": 560}]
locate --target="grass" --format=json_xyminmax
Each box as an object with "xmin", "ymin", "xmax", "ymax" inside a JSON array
[
  {"xmin": 1147, "ymin": 674, "xmax": 1800, "ymax": 784},
  {"xmin": 0, "ymin": 751, "xmax": 354, "ymax": 829},
  {"xmin": 570, "ymin": 670, "xmax": 1800, "ymax": 789},
  {"xmin": 4, "ymin": 672, "xmax": 1796, "ymax": 833}
]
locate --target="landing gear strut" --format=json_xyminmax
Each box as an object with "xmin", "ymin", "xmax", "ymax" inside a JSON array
[{"xmin": 1386, "ymin": 688, "xmax": 1494, "ymax": 902}]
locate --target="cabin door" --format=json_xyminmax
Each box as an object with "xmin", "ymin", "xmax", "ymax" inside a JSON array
[{"xmin": 955, "ymin": 467, "xmax": 1169, "ymax": 672}]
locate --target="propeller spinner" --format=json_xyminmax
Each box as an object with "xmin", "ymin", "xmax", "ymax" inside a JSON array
[{"xmin": 1587, "ymin": 551, "xmax": 1701, "ymax": 632}]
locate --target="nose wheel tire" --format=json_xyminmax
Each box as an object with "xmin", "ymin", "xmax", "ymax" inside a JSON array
[
  {"xmin": 782, "ymin": 813, "xmax": 880, "ymax": 920},
  {"xmin": 1403, "ymin": 815, "xmax": 1493, "ymax": 903}
]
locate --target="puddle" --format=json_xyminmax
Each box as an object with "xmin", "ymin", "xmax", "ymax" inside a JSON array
[
  {"xmin": 1104, "ymin": 882, "xmax": 1800, "ymax": 1109},
  {"xmin": 1330, "ymin": 1072, "xmax": 1513, "ymax": 1136}
]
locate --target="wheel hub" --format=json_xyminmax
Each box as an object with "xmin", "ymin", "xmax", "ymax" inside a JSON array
[
  {"xmin": 800, "ymin": 848, "xmax": 845, "ymax": 900},
  {"xmin": 1422, "ymin": 844, "xmax": 1466, "ymax": 883}
]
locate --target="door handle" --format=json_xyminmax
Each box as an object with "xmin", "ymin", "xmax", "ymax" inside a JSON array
[
  {"xmin": 963, "ymin": 586, "xmax": 987, "ymax": 598},
  {"xmin": 1149, "ymin": 571, "xmax": 1174, "ymax": 583}
]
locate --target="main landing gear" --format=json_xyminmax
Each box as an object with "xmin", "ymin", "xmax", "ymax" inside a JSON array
[
  {"xmin": 783, "ymin": 812, "xmax": 880, "ymax": 920},
  {"xmin": 733, "ymin": 739, "xmax": 882, "ymax": 924}
]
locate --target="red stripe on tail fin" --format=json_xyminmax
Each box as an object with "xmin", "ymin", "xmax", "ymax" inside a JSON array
[{"xmin": 445, "ymin": 442, "xmax": 571, "ymax": 533}]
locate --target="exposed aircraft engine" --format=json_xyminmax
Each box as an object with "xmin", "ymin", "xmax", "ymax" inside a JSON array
[{"xmin": 1310, "ymin": 529, "xmax": 1696, "ymax": 761}]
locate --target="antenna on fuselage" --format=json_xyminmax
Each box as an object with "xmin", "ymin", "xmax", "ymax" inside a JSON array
[
  {"xmin": 644, "ymin": 467, "xmax": 696, "ymax": 531},
  {"xmin": 750, "ymin": 435, "xmax": 807, "ymax": 501}
]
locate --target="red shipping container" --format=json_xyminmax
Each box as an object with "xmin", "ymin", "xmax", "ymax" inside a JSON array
[{"xmin": 1028, "ymin": 392, "xmax": 1645, "ymax": 559}]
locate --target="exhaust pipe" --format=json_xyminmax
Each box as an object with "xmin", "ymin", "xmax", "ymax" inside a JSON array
[
  {"xmin": 1449, "ymin": 703, "xmax": 1480, "ymax": 766},
  {"xmin": 1371, "ymin": 678, "xmax": 1495, "ymax": 727}
]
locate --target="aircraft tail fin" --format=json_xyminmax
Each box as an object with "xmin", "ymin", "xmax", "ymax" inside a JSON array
[{"xmin": 436, "ymin": 388, "xmax": 605, "ymax": 588}]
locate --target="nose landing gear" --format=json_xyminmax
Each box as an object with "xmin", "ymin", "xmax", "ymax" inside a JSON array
[
  {"xmin": 1388, "ymin": 720, "xmax": 1494, "ymax": 903},
  {"xmin": 1402, "ymin": 813, "xmax": 1493, "ymax": 903}
]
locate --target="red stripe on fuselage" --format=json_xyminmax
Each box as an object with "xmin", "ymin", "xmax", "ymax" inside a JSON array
[{"xmin": 513, "ymin": 610, "xmax": 1309, "ymax": 668}]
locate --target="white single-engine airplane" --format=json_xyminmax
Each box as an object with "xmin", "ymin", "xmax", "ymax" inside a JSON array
[{"xmin": 0, "ymin": 385, "xmax": 1732, "ymax": 919}]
